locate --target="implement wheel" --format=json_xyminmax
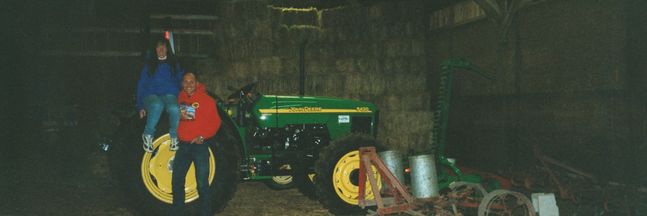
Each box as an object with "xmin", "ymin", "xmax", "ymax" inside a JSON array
[
  {"xmin": 448, "ymin": 181, "xmax": 487, "ymax": 215},
  {"xmin": 478, "ymin": 189, "xmax": 536, "ymax": 216}
]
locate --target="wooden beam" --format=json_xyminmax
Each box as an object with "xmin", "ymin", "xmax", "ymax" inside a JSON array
[
  {"xmin": 150, "ymin": 14, "xmax": 219, "ymax": 20},
  {"xmin": 40, "ymin": 50, "xmax": 209, "ymax": 58},
  {"xmin": 431, "ymin": 0, "xmax": 546, "ymax": 31},
  {"xmin": 40, "ymin": 50, "xmax": 141, "ymax": 57},
  {"xmin": 46, "ymin": 27, "xmax": 216, "ymax": 36}
]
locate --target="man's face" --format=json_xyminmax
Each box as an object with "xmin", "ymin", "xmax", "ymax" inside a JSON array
[
  {"xmin": 183, "ymin": 73, "xmax": 197, "ymax": 95},
  {"xmin": 155, "ymin": 43, "xmax": 167, "ymax": 58}
]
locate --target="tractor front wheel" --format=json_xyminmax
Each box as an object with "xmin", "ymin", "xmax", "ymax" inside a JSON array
[
  {"xmin": 264, "ymin": 164, "xmax": 296, "ymax": 190},
  {"xmin": 314, "ymin": 134, "xmax": 383, "ymax": 215}
]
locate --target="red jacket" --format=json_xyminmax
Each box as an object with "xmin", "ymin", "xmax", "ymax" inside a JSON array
[{"xmin": 177, "ymin": 83, "xmax": 221, "ymax": 142}]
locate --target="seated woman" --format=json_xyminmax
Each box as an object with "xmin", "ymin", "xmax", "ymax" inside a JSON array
[{"xmin": 136, "ymin": 37, "xmax": 184, "ymax": 152}]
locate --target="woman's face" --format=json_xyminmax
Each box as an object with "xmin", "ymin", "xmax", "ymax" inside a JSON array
[{"xmin": 155, "ymin": 43, "xmax": 168, "ymax": 58}]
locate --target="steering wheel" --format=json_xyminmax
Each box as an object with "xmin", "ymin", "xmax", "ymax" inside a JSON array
[
  {"xmin": 226, "ymin": 82, "xmax": 258, "ymax": 104},
  {"xmin": 239, "ymin": 83, "xmax": 258, "ymax": 103}
]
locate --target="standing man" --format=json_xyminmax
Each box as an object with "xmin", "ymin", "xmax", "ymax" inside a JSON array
[{"xmin": 171, "ymin": 72, "xmax": 221, "ymax": 216}]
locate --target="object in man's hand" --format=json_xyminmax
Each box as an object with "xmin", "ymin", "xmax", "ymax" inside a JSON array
[{"xmin": 179, "ymin": 104, "xmax": 196, "ymax": 120}]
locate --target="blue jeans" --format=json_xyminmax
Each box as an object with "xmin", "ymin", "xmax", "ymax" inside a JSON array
[
  {"xmin": 143, "ymin": 94, "xmax": 179, "ymax": 139},
  {"xmin": 171, "ymin": 141, "xmax": 212, "ymax": 216}
]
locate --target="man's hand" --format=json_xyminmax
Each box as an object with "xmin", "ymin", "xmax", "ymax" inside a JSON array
[
  {"xmin": 190, "ymin": 136, "xmax": 205, "ymax": 144},
  {"xmin": 180, "ymin": 110, "xmax": 191, "ymax": 120},
  {"xmin": 139, "ymin": 109, "xmax": 147, "ymax": 119}
]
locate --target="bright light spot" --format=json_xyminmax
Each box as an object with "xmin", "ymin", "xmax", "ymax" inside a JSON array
[{"xmin": 260, "ymin": 115, "xmax": 267, "ymax": 120}]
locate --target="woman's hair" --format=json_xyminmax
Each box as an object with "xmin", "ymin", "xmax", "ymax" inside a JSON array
[{"xmin": 147, "ymin": 37, "xmax": 179, "ymax": 76}]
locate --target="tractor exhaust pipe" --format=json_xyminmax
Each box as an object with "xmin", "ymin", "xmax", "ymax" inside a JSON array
[
  {"xmin": 299, "ymin": 39, "xmax": 307, "ymax": 96},
  {"xmin": 409, "ymin": 154, "xmax": 440, "ymax": 198}
]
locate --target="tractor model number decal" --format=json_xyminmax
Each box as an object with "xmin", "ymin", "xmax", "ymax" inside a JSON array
[{"xmin": 356, "ymin": 107, "xmax": 370, "ymax": 112}]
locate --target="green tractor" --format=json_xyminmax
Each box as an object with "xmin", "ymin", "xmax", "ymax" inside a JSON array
[{"xmin": 109, "ymin": 83, "xmax": 383, "ymax": 215}]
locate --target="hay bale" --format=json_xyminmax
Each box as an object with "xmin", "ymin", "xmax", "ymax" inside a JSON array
[
  {"xmin": 334, "ymin": 59, "xmax": 356, "ymax": 73},
  {"xmin": 377, "ymin": 94, "xmax": 431, "ymax": 111},
  {"xmin": 378, "ymin": 111, "xmax": 435, "ymax": 150},
  {"xmin": 384, "ymin": 73, "xmax": 428, "ymax": 94}
]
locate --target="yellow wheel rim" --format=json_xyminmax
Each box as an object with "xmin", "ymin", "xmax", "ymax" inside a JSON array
[
  {"xmin": 141, "ymin": 134, "xmax": 216, "ymax": 204},
  {"xmin": 271, "ymin": 164, "xmax": 293, "ymax": 185},
  {"xmin": 332, "ymin": 150, "xmax": 381, "ymax": 205},
  {"xmin": 272, "ymin": 175, "xmax": 293, "ymax": 184},
  {"xmin": 308, "ymin": 173, "xmax": 316, "ymax": 182}
]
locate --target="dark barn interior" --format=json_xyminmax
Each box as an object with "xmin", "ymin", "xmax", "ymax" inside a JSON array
[{"xmin": 2, "ymin": 0, "xmax": 647, "ymax": 215}]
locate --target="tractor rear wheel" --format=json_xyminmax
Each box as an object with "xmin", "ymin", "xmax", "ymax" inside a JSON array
[
  {"xmin": 314, "ymin": 134, "xmax": 383, "ymax": 215},
  {"xmin": 110, "ymin": 117, "xmax": 239, "ymax": 215}
]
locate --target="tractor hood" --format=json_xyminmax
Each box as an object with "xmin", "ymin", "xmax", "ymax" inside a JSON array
[{"xmin": 254, "ymin": 95, "xmax": 377, "ymax": 114}]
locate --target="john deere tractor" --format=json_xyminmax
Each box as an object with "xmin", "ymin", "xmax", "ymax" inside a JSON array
[{"xmin": 109, "ymin": 83, "xmax": 382, "ymax": 215}]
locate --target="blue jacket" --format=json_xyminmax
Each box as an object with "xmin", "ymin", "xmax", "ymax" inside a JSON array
[{"xmin": 135, "ymin": 61, "xmax": 184, "ymax": 110}]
